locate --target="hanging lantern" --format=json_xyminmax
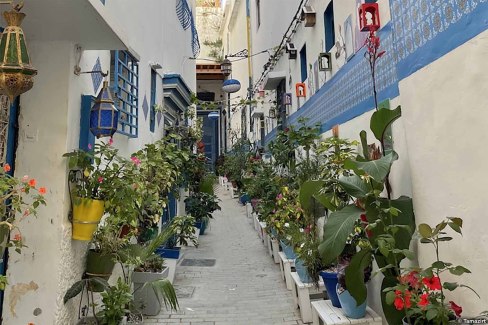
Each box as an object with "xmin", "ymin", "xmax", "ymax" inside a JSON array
[
  {"xmin": 359, "ymin": 3, "xmax": 381, "ymax": 32},
  {"xmin": 222, "ymin": 79, "xmax": 241, "ymax": 93},
  {"xmin": 208, "ymin": 111, "xmax": 220, "ymax": 120},
  {"xmin": 220, "ymin": 58, "xmax": 232, "ymax": 76},
  {"xmin": 0, "ymin": 8, "xmax": 37, "ymax": 102},
  {"xmin": 90, "ymin": 81, "xmax": 119, "ymax": 138}
]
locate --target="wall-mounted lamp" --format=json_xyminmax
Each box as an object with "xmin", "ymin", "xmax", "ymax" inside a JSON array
[
  {"xmin": 301, "ymin": 5, "xmax": 316, "ymax": 27},
  {"xmin": 149, "ymin": 61, "xmax": 162, "ymax": 69},
  {"xmin": 318, "ymin": 52, "xmax": 332, "ymax": 71},
  {"xmin": 286, "ymin": 43, "xmax": 297, "ymax": 60},
  {"xmin": 359, "ymin": 3, "xmax": 381, "ymax": 32},
  {"xmin": 0, "ymin": 5, "xmax": 37, "ymax": 102}
]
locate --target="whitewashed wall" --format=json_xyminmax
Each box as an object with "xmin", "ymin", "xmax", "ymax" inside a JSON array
[{"xmin": 3, "ymin": 1, "xmax": 196, "ymax": 323}]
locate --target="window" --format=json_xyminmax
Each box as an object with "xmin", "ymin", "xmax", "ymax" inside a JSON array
[
  {"xmin": 324, "ymin": 1, "xmax": 335, "ymax": 52},
  {"xmin": 111, "ymin": 51, "xmax": 139, "ymax": 137},
  {"xmin": 300, "ymin": 44, "xmax": 307, "ymax": 82},
  {"xmin": 150, "ymin": 69, "xmax": 157, "ymax": 133},
  {"xmin": 256, "ymin": 0, "xmax": 261, "ymax": 28}
]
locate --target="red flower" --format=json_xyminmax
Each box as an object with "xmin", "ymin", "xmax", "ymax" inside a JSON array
[
  {"xmin": 3, "ymin": 163, "xmax": 10, "ymax": 172},
  {"xmin": 418, "ymin": 293, "xmax": 429, "ymax": 308},
  {"xmin": 422, "ymin": 276, "xmax": 441, "ymax": 290},
  {"xmin": 39, "ymin": 187, "xmax": 47, "ymax": 195},
  {"xmin": 98, "ymin": 176, "xmax": 104, "ymax": 183},
  {"xmin": 449, "ymin": 301, "xmax": 462, "ymax": 317},
  {"xmin": 394, "ymin": 297, "xmax": 404, "ymax": 310},
  {"xmin": 28, "ymin": 179, "xmax": 36, "ymax": 187},
  {"xmin": 394, "ymin": 290, "xmax": 412, "ymax": 310},
  {"xmin": 13, "ymin": 233, "xmax": 21, "ymax": 241},
  {"xmin": 360, "ymin": 214, "xmax": 373, "ymax": 237}
]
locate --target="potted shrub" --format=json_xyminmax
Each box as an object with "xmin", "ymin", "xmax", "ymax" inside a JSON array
[
  {"xmin": 85, "ymin": 222, "xmax": 131, "ymax": 292},
  {"xmin": 184, "ymin": 192, "xmax": 221, "ymax": 235},
  {"xmin": 121, "ymin": 228, "xmax": 179, "ymax": 316},
  {"xmin": 336, "ymin": 256, "xmax": 372, "ymax": 318},
  {"xmin": 64, "ymin": 141, "xmax": 132, "ymax": 241}
]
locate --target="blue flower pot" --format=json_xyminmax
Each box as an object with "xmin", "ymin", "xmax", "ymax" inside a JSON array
[
  {"xmin": 320, "ymin": 271, "xmax": 341, "ymax": 308},
  {"xmin": 295, "ymin": 258, "xmax": 312, "ymax": 283},
  {"xmin": 194, "ymin": 221, "xmax": 207, "ymax": 235},
  {"xmin": 279, "ymin": 240, "xmax": 296, "ymax": 260},
  {"xmin": 336, "ymin": 284, "xmax": 367, "ymax": 318},
  {"xmin": 156, "ymin": 246, "xmax": 181, "ymax": 259},
  {"xmin": 240, "ymin": 194, "xmax": 250, "ymax": 205},
  {"xmin": 270, "ymin": 227, "xmax": 278, "ymax": 238}
]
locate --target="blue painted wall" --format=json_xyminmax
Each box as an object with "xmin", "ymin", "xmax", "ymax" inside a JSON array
[{"xmin": 265, "ymin": 0, "xmax": 488, "ymax": 143}]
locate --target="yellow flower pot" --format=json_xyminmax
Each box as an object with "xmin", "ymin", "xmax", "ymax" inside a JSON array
[{"xmin": 72, "ymin": 198, "xmax": 105, "ymax": 241}]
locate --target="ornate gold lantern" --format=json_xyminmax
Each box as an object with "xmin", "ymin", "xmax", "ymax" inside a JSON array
[{"xmin": 0, "ymin": 8, "xmax": 37, "ymax": 102}]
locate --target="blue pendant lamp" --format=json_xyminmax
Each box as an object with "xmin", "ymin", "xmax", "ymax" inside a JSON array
[
  {"xmin": 222, "ymin": 79, "xmax": 241, "ymax": 93},
  {"xmin": 90, "ymin": 80, "xmax": 119, "ymax": 138}
]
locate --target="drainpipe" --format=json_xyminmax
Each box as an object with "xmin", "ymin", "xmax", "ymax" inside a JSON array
[{"xmin": 245, "ymin": 0, "xmax": 253, "ymax": 141}]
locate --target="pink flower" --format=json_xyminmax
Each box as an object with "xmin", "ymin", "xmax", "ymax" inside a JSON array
[
  {"xmin": 108, "ymin": 138, "xmax": 113, "ymax": 146},
  {"xmin": 23, "ymin": 209, "xmax": 30, "ymax": 217},
  {"xmin": 98, "ymin": 176, "xmax": 103, "ymax": 183},
  {"xmin": 131, "ymin": 156, "xmax": 141, "ymax": 166},
  {"xmin": 22, "ymin": 175, "xmax": 29, "ymax": 182},
  {"xmin": 88, "ymin": 143, "xmax": 92, "ymax": 150}
]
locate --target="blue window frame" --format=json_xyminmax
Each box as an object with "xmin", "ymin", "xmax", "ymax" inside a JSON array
[
  {"xmin": 150, "ymin": 70, "xmax": 157, "ymax": 132},
  {"xmin": 111, "ymin": 50, "xmax": 139, "ymax": 137},
  {"xmin": 300, "ymin": 44, "xmax": 307, "ymax": 82},
  {"xmin": 324, "ymin": 1, "xmax": 335, "ymax": 52}
]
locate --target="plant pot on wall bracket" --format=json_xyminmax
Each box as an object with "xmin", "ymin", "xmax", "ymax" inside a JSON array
[
  {"xmin": 71, "ymin": 197, "xmax": 105, "ymax": 241},
  {"xmin": 85, "ymin": 249, "xmax": 116, "ymax": 292}
]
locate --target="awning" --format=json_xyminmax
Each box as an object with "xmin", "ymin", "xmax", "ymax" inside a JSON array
[{"xmin": 263, "ymin": 71, "xmax": 286, "ymax": 90}]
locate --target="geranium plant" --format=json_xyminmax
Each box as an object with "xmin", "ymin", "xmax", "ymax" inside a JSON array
[
  {"xmin": 0, "ymin": 163, "xmax": 46, "ymax": 289},
  {"xmin": 385, "ymin": 218, "xmax": 479, "ymax": 324}
]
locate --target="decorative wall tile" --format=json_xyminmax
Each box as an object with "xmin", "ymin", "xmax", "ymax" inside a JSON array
[{"xmin": 91, "ymin": 58, "xmax": 103, "ymax": 94}]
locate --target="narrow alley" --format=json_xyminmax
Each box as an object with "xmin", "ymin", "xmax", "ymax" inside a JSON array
[{"xmin": 145, "ymin": 186, "xmax": 304, "ymax": 325}]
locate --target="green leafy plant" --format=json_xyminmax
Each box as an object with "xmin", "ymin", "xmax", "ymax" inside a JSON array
[
  {"xmin": 99, "ymin": 277, "xmax": 132, "ymax": 325},
  {"xmin": 184, "ymin": 192, "xmax": 221, "ymax": 225},
  {"xmin": 384, "ymin": 218, "xmax": 479, "ymax": 324},
  {"xmin": 170, "ymin": 215, "xmax": 198, "ymax": 247}
]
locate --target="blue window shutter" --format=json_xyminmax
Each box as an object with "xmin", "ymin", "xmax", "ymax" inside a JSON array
[
  {"xmin": 150, "ymin": 70, "xmax": 157, "ymax": 132},
  {"xmin": 79, "ymin": 95, "xmax": 95, "ymax": 151},
  {"xmin": 324, "ymin": 1, "xmax": 335, "ymax": 52},
  {"xmin": 300, "ymin": 44, "xmax": 307, "ymax": 82}
]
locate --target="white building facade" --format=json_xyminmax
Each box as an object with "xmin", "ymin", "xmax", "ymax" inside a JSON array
[
  {"xmin": 227, "ymin": 0, "xmax": 488, "ymax": 318},
  {"xmin": 1, "ymin": 0, "xmax": 196, "ymax": 324}
]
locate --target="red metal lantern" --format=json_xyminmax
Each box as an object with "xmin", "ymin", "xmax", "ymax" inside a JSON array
[{"xmin": 359, "ymin": 3, "xmax": 380, "ymax": 32}]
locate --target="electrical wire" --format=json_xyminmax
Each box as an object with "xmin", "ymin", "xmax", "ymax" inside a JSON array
[{"xmin": 252, "ymin": 0, "xmax": 309, "ymax": 92}]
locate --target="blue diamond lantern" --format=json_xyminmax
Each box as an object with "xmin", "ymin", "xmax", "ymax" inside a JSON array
[
  {"xmin": 90, "ymin": 81, "xmax": 119, "ymax": 138},
  {"xmin": 222, "ymin": 79, "xmax": 241, "ymax": 93}
]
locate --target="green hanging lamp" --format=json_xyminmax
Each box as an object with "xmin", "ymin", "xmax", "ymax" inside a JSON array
[{"xmin": 0, "ymin": 6, "xmax": 37, "ymax": 102}]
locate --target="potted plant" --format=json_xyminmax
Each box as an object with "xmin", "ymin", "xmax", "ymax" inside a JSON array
[
  {"xmin": 0, "ymin": 163, "xmax": 46, "ymax": 289},
  {"xmin": 120, "ymin": 228, "xmax": 179, "ymax": 316},
  {"xmin": 64, "ymin": 141, "xmax": 133, "ymax": 241},
  {"xmin": 336, "ymin": 255, "xmax": 372, "ymax": 318},
  {"xmin": 157, "ymin": 215, "xmax": 198, "ymax": 259},
  {"xmin": 385, "ymin": 218, "xmax": 479, "ymax": 325},
  {"xmin": 85, "ymin": 222, "xmax": 131, "ymax": 292},
  {"xmin": 184, "ymin": 192, "xmax": 221, "ymax": 235}
]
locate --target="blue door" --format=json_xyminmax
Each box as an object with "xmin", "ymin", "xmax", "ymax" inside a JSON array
[{"xmin": 0, "ymin": 97, "xmax": 19, "ymax": 319}]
